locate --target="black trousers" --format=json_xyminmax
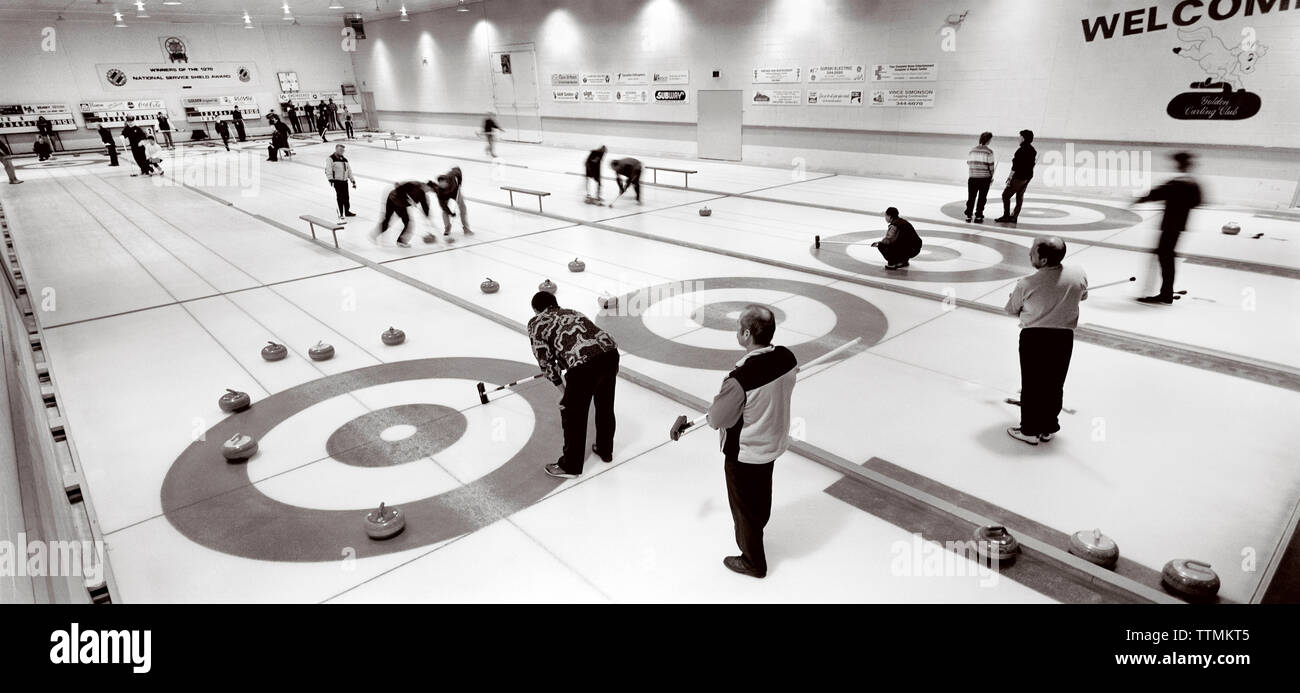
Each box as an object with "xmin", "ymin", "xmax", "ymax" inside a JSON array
[
  {"xmin": 1002, "ymin": 178, "xmax": 1030, "ymax": 218},
  {"xmin": 557, "ymin": 349, "xmax": 619, "ymax": 474},
  {"xmin": 617, "ymin": 173, "xmax": 641, "ymax": 201},
  {"xmin": 586, "ymin": 165, "xmax": 601, "ymax": 196},
  {"xmin": 234, "ymin": 121, "xmax": 246, "ymax": 142},
  {"xmin": 220, "ymin": 133, "xmax": 230, "ymax": 151},
  {"xmin": 130, "ymin": 144, "xmax": 149, "ymax": 174},
  {"xmin": 1155, "ymin": 228, "xmax": 1181, "ymax": 299},
  {"xmin": 345, "ymin": 122, "xmax": 354, "ymax": 138},
  {"xmin": 1018, "ymin": 328, "xmax": 1074, "ymax": 436},
  {"xmin": 104, "ymin": 144, "xmax": 119, "ymax": 166},
  {"xmin": 380, "ymin": 200, "xmax": 413, "ymax": 241},
  {"xmin": 725, "ymin": 458, "xmax": 774, "ymax": 574},
  {"xmin": 965, "ymin": 177, "xmax": 991, "ymax": 218},
  {"xmin": 877, "ymin": 241, "xmax": 919, "ymax": 265},
  {"xmin": 331, "ymin": 180, "xmax": 351, "ymax": 217}
]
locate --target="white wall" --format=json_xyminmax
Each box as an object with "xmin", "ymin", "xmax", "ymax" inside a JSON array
[{"xmin": 0, "ymin": 19, "xmax": 359, "ymax": 149}]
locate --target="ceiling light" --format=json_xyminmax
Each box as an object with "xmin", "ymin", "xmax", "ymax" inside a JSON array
[
  {"xmin": 135, "ymin": 1, "xmax": 150, "ymax": 18},
  {"xmin": 328, "ymin": 0, "xmax": 344, "ymax": 9},
  {"xmin": 282, "ymin": 3, "xmax": 293, "ymax": 20},
  {"xmin": 56, "ymin": 13, "xmax": 65, "ymax": 21},
  {"xmin": 243, "ymin": 12, "xmax": 254, "ymax": 28},
  {"xmin": 114, "ymin": 12, "xmax": 127, "ymax": 27},
  {"xmin": 457, "ymin": 1, "xmax": 470, "ymax": 12},
  {"xmin": 399, "ymin": 6, "xmax": 409, "ymax": 21},
  {"xmin": 163, "ymin": 1, "xmax": 182, "ymax": 5}
]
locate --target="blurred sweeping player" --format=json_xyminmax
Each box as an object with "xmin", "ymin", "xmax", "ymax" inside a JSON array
[
  {"xmin": 528, "ymin": 291, "xmax": 620, "ymax": 479},
  {"xmin": 434, "ymin": 167, "xmax": 470, "ymax": 236},
  {"xmin": 585, "ymin": 145, "xmax": 607, "ymax": 202},
  {"xmin": 610, "ymin": 157, "xmax": 643, "ymax": 206},
  {"xmin": 371, "ymin": 180, "xmax": 436, "ymax": 248},
  {"xmin": 1133, "ymin": 152, "xmax": 1202, "ymax": 305}
]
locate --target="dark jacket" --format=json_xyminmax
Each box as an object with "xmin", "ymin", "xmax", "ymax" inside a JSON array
[
  {"xmin": 122, "ymin": 124, "xmax": 148, "ymax": 148},
  {"xmin": 586, "ymin": 148, "xmax": 605, "ymax": 176},
  {"xmin": 389, "ymin": 181, "xmax": 430, "ymax": 215},
  {"xmin": 434, "ymin": 168, "xmax": 463, "ymax": 212},
  {"xmin": 612, "ymin": 158, "xmax": 641, "ymax": 177},
  {"xmin": 1137, "ymin": 177, "xmax": 1202, "ymax": 233},
  {"xmin": 1010, "ymin": 143, "xmax": 1037, "ymax": 181},
  {"xmin": 881, "ymin": 217, "xmax": 922, "ymax": 251},
  {"xmin": 527, "ymin": 307, "xmax": 619, "ymax": 385}
]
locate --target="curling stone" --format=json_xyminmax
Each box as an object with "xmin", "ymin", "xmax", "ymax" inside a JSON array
[
  {"xmin": 261, "ymin": 341, "xmax": 288, "ymax": 362},
  {"xmin": 1161, "ymin": 559, "xmax": 1220, "ymax": 600},
  {"xmin": 1068, "ymin": 528, "xmax": 1119, "ymax": 569},
  {"xmin": 568, "ymin": 258, "xmax": 586, "ymax": 273},
  {"xmin": 308, "ymin": 341, "xmax": 335, "ymax": 361},
  {"xmin": 480, "ymin": 277, "xmax": 499, "ymax": 294},
  {"xmin": 699, "ymin": 206, "xmax": 712, "ymax": 217},
  {"xmin": 221, "ymin": 433, "xmax": 258, "ymax": 461},
  {"xmin": 597, "ymin": 293, "xmax": 618, "ymax": 310},
  {"xmin": 1221, "ymin": 222, "xmax": 1241, "ymax": 235},
  {"xmin": 538, "ymin": 279, "xmax": 557, "ymax": 295},
  {"xmin": 381, "ymin": 326, "xmax": 406, "ymax": 346},
  {"xmin": 973, "ymin": 524, "xmax": 1020, "ymax": 564},
  {"xmin": 217, "ymin": 388, "xmax": 251, "ymax": 413},
  {"xmin": 364, "ymin": 502, "xmax": 406, "ymax": 540}
]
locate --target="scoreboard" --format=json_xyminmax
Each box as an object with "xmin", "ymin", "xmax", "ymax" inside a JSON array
[
  {"xmin": 182, "ymin": 95, "xmax": 260, "ymax": 123},
  {"xmin": 0, "ymin": 104, "xmax": 77, "ymax": 134},
  {"xmin": 79, "ymin": 99, "xmax": 166, "ymax": 129}
]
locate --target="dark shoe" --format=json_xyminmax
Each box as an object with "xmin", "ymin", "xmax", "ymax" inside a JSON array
[
  {"xmin": 8, "ymin": 180, "xmax": 22, "ymax": 184},
  {"xmin": 345, "ymin": 211, "xmax": 357, "ymax": 217},
  {"xmin": 994, "ymin": 215, "xmax": 1013, "ymax": 223},
  {"xmin": 965, "ymin": 215, "xmax": 972, "ymax": 223},
  {"xmin": 896, "ymin": 260, "xmax": 909, "ymax": 268},
  {"xmin": 1038, "ymin": 432, "xmax": 1055, "ymax": 442},
  {"xmin": 974, "ymin": 216, "xmax": 984, "ymax": 223},
  {"xmin": 1137, "ymin": 295, "xmax": 1173, "ymax": 305},
  {"xmin": 591, "ymin": 444, "xmax": 612, "ymax": 463},
  {"xmin": 544, "ymin": 462, "xmax": 579, "ymax": 479},
  {"xmin": 723, "ymin": 556, "xmax": 766, "ymax": 578},
  {"xmin": 884, "ymin": 263, "xmax": 900, "ymax": 270},
  {"xmin": 1007, "ymin": 427, "xmax": 1039, "ymax": 446},
  {"xmin": 396, "ymin": 241, "xmax": 411, "ymax": 248}
]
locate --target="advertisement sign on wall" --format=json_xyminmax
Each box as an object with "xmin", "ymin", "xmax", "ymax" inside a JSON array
[
  {"xmin": 96, "ymin": 63, "xmax": 259, "ymax": 90},
  {"xmin": 752, "ymin": 67, "xmax": 801, "ymax": 83},
  {"xmin": 551, "ymin": 73, "xmax": 579, "ymax": 86},
  {"xmin": 654, "ymin": 89, "xmax": 689, "ymax": 103},
  {"xmin": 808, "ymin": 65, "xmax": 865, "ymax": 82},
  {"xmin": 807, "ymin": 89, "xmax": 864, "ymax": 105},
  {"xmin": 869, "ymin": 88, "xmax": 935, "ymax": 107},
  {"xmin": 580, "ymin": 89, "xmax": 614, "ymax": 103},
  {"xmin": 870, "ymin": 63, "xmax": 937, "ymax": 81},
  {"xmin": 579, "ymin": 72, "xmax": 613, "ymax": 86},
  {"xmin": 616, "ymin": 72, "xmax": 649, "ymax": 85},
  {"xmin": 552, "ymin": 89, "xmax": 579, "ymax": 102},
  {"xmin": 653, "ymin": 70, "xmax": 689, "ymax": 84},
  {"xmin": 751, "ymin": 89, "xmax": 801, "ymax": 105},
  {"xmin": 615, "ymin": 89, "xmax": 649, "ymax": 104}
]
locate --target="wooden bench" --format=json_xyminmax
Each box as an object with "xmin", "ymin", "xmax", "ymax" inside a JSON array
[
  {"xmin": 379, "ymin": 136, "xmax": 401, "ymax": 150},
  {"xmin": 501, "ymin": 186, "xmax": 551, "ymax": 213},
  {"xmin": 300, "ymin": 214, "xmax": 344, "ymax": 248},
  {"xmin": 645, "ymin": 165, "xmax": 698, "ymax": 188}
]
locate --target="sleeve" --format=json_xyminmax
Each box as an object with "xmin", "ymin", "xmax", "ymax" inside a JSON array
[
  {"xmin": 436, "ymin": 192, "xmax": 452, "ymax": 214},
  {"xmin": 324, "ymin": 158, "xmax": 332, "ymax": 178},
  {"xmin": 1079, "ymin": 272, "xmax": 1088, "ymax": 302},
  {"xmin": 1136, "ymin": 182, "xmax": 1168, "ymax": 204},
  {"xmin": 418, "ymin": 191, "xmax": 431, "ymax": 216},
  {"xmin": 881, "ymin": 223, "xmax": 898, "ymax": 244},
  {"xmin": 528, "ymin": 323, "xmax": 564, "ymax": 386},
  {"xmin": 1005, "ymin": 280, "xmax": 1025, "ymax": 316},
  {"xmin": 706, "ymin": 377, "xmax": 746, "ymax": 430}
]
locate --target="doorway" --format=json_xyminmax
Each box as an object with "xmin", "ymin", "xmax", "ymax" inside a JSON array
[
  {"xmin": 697, "ymin": 90, "xmax": 743, "ymax": 161},
  {"xmin": 489, "ymin": 45, "xmax": 542, "ymax": 143}
]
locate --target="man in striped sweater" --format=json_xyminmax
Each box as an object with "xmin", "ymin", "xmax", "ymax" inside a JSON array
[
  {"xmin": 964, "ymin": 131, "xmax": 995, "ymax": 223},
  {"xmin": 673, "ymin": 305, "xmax": 798, "ymax": 579}
]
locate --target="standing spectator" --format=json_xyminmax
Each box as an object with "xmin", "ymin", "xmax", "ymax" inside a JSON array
[
  {"xmin": 964, "ymin": 131, "xmax": 995, "ymax": 223},
  {"xmin": 874, "ymin": 207, "xmax": 923, "ymax": 270},
  {"xmin": 0, "ymin": 139, "xmax": 22, "ymax": 184},
  {"xmin": 267, "ymin": 115, "xmax": 293, "ymax": 161},
  {"xmin": 609, "ymin": 157, "xmax": 643, "ymax": 206},
  {"xmin": 120, "ymin": 117, "xmax": 151, "ymax": 176},
  {"xmin": 995, "ymin": 129, "xmax": 1036, "ymax": 223},
  {"xmin": 344, "ymin": 111, "xmax": 355, "ymax": 139},
  {"xmin": 434, "ymin": 166, "xmax": 470, "ymax": 236},
  {"xmin": 482, "ymin": 112, "xmax": 504, "ymax": 157},
  {"xmin": 325, "ymin": 144, "xmax": 357, "ymax": 223},
  {"xmin": 1003, "ymin": 236, "xmax": 1088, "ymax": 445},
  {"xmin": 33, "ymin": 133, "xmax": 54, "ymax": 161},
  {"xmin": 1133, "ymin": 152, "xmax": 1202, "ymax": 306},
  {"xmin": 214, "ymin": 118, "xmax": 231, "ymax": 151},
  {"xmin": 302, "ymin": 102, "xmax": 316, "ymax": 133},
  {"xmin": 318, "ymin": 100, "xmax": 330, "ymax": 131},
  {"xmin": 528, "ymin": 290, "xmax": 620, "ymax": 479},
  {"xmin": 670, "ymin": 306, "xmax": 798, "ymax": 579},
  {"xmin": 585, "ymin": 145, "xmax": 606, "ymax": 202},
  {"xmin": 156, "ymin": 110, "xmax": 174, "ymax": 149},
  {"xmin": 317, "ymin": 112, "xmax": 329, "ymax": 142},
  {"xmin": 231, "ymin": 108, "xmax": 247, "ymax": 142},
  {"xmin": 287, "ymin": 103, "xmax": 301, "ymax": 133},
  {"xmin": 36, "ymin": 116, "xmax": 55, "ymax": 151},
  {"xmin": 327, "ymin": 98, "xmax": 342, "ymax": 129},
  {"xmin": 98, "ymin": 124, "xmax": 119, "ymax": 166}
]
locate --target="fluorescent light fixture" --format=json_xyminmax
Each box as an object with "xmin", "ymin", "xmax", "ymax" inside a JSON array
[
  {"xmin": 328, "ymin": 1, "xmax": 345, "ymax": 9},
  {"xmin": 135, "ymin": 1, "xmax": 150, "ymax": 18},
  {"xmin": 400, "ymin": 6, "xmax": 410, "ymax": 21},
  {"xmin": 243, "ymin": 12, "xmax": 254, "ymax": 28},
  {"xmin": 162, "ymin": 1, "xmax": 182, "ymax": 5},
  {"xmin": 282, "ymin": 3, "xmax": 293, "ymax": 20},
  {"xmin": 114, "ymin": 12, "xmax": 127, "ymax": 27},
  {"xmin": 457, "ymin": 1, "xmax": 470, "ymax": 12}
]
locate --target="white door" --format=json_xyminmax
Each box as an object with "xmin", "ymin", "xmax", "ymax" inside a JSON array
[
  {"xmin": 697, "ymin": 90, "xmax": 743, "ymax": 161},
  {"xmin": 489, "ymin": 46, "xmax": 542, "ymax": 143}
]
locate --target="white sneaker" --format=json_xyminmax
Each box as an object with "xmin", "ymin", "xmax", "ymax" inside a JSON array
[
  {"xmin": 338, "ymin": 217, "xmax": 348, "ymax": 225},
  {"xmin": 396, "ymin": 241, "xmax": 411, "ymax": 248},
  {"xmin": 1038, "ymin": 432, "xmax": 1054, "ymax": 442},
  {"xmin": 1006, "ymin": 427, "xmax": 1039, "ymax": 446}
]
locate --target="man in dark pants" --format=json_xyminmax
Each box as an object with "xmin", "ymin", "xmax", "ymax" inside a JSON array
[
  {"xmin": 1004, "ymin": 237, "xmax": 1088, "ymax": 445},
  {"xmin": 0, "ymin": 140, "xmax": 22, "ymax": 184},
  {"xmin": 370, "ymin": 180, "xmax": 435, "ymax": 248},
  {"xmin": 434, "ymin": 167, "xmax": 470, "ymax": 236},
  {"xmin": 303, "ymin": 103, "xmax": 315, "ymax": 133},
  {"xmin": 528, "ymin": 291, "xmax": 620, "ymax": 479},
  {"xmin": 964, "ymin": 131, "xmax": 995, "ymax": 222},
  {"xmin": 584, "ymin": 145, "xmax": 606, "ymax": 201},
  {"xmin": 995, "ymin": 129, "xmax": 1036, "ymax": 223},
  {"xmin": 98, "ymin": 125, "xmax": 119, "ymax": 166},
  {"xmin": 325, "ymin": 144, "xmax": 357, "ymax": 222},
  {"xmin": 120, "ymin": 117, "xmax": 151, "ymax": 176},
  {"xmin": 214, "ymin": 119, "xmax": 231, "ymax": 151},
  {"xmin": 482, "ymin": 112, "xmax": 504, "ymax": 157},
  {"xmin": 1133, "ymin": 152, "xmax": 1202, "ymax": 305},
  {"xmin": 231, "ymin": 108, "xmax": 246, "ymax": 142},
  {"xmin": 156, "ymin": 111, "xmax": 174, "ymax": 149},
  {"xmin": 287, "ymin": 103, "xmax": 301, "ymax": 133},
  {"xmin": 609, "ymin": 157, "xmax": 642, "ymax": 206},
  {"xmin": 874, "ymin": 207, "xmax": 923, "ymax": 270},
  {"xmin": 671, "ymin": 306, "xmax": 797, "ymax": 578}
]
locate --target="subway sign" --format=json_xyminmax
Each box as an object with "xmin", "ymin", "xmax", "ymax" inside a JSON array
[{"xmin": 655, "ymin": 89, "xmax": 688, "ymax": 102}]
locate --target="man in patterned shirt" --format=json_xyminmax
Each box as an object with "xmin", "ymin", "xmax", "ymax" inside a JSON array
[{"xmin": 527, "ymin": 291, "xmax": 620, "ymax": 479}]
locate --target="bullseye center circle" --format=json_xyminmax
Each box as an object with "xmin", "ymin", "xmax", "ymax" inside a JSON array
[
  {"xmin": 326, "ymin": 403, "xmax": 467, "ymax": 468},
  {"xmin": 380, "ymin": 424, "xmax": 418, "ymax": 442}
]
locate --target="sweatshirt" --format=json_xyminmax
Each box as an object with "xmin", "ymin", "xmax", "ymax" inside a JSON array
[
  {"xmin": 325, "ymin": 153, "xmax": 353, "ymax": 182},
  {"xmin": 708, "ymin": 345, "xmax": 798, "ymax": 464}
]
